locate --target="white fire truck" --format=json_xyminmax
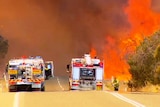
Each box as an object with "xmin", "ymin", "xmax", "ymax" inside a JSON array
[
  {"xmin": 6, "ymin": 56, "xmax": 45, "ymax": 92},
  {"xmin": 67, "ymin": 54, "xmax": 104, "ymax": 90}
]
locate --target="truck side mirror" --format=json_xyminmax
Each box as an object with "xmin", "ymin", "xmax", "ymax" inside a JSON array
[{"xmin": 66, "ymin": 64, "xmax": 70, "ymax": 73}]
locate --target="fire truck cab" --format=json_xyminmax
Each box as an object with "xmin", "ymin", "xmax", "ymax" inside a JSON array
[{"xmin": 67, "ymin": 54, "xmax": 104, "ymax": 90}]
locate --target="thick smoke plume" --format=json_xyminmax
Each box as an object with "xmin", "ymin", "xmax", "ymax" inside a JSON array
[{"xmin": 0, "ymin": 0, "xmax": 130, "ymax": 76}]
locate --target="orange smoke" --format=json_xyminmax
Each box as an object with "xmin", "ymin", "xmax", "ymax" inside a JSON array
[{"xmin": 101, "ymin": 0, "xmax": 160, "ymax": 80}]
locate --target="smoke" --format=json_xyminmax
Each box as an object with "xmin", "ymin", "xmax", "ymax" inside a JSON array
[
  {"xmin": 54, "ymin": 0, "xmax": 130, "ymax": 54},
  {"xmin": 151, "ymin": 0, "xmax": 160, "ymax": 12},
  {"xmin": 0, "ymin": 0, "xmax": 129, "ymax": 76}
]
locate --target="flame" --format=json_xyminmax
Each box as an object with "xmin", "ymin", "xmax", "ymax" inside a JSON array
[
  {"xmin": 125, "ymin": 0, "xmax": 160, "ymax": 35},
  {"xmin": 102, "ymin": 36, "xmax": 131, "ymax": 80},
  {"xmin": 90, "ymin": 48, "xmax": 97, "ymax": 58},
  {"xmin": 93, "ymin": 0, "xmax": 160, "ymax": 80}
]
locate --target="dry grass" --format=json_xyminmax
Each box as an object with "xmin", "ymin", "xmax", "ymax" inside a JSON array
[
  {"xmin": 104, "ymin": 80, "xmax": 160, "ymax": 93},
  {"xmin": 139, "ymin": 85, "xmax": 160, "ymax": 93}
]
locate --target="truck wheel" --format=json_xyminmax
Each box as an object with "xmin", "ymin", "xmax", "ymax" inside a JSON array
[
  {"xmin": 45, "ymin": 76, "xmax": 48, "ymax": 80},
  {"xmin": 9, "ymin": 86, "xmax": 17, "ymax": 92},
  {"xmin": 41, "ymin": 86, "xmax": 45, "ymax": 91},
  {"xmin": 9, "ymin": 88, "xmax": 13, "ymax": 92}
]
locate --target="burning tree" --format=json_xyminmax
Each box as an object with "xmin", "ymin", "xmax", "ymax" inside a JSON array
[{"xmin": 127, "ymin": 30, "xmax": 160, "ymax": 88}]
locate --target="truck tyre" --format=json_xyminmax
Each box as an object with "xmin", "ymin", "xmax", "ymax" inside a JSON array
[
  {"xmin": 41, "ymin": 86, "xmax": 45, "ymax": 91},
  {"xmin": 9, "ymin": 85, "xmax": 17, "ymax": 92},
  {"xmin": 9, "ymin": 88, "xmax": 13, "ymax": 92}
]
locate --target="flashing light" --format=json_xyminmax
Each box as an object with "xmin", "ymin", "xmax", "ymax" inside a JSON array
[
  {"xmin": 72, "ymin": 80, "xmax": 80, "ymax": 86},
  {"xmin": 96, "ymin": 81, "xmax": 103, "ymax": 86},
  {"xmin": 9, "ymin": 80, "xmax": 17, "ymax": 85},
  {"xmin": 72, "ymin": 84, "xmax": 79, "ymax": 86},
  {"xmin": 73, "ymin": 63, "xmax": 83, "ymax": 67},
  {"xmin": 99, "ymin": 62, "xmax": 103, "ymax": 68},
  {"xmin": 35, "ymin": 81, "xmax": 41, "ymax": 84},
  {"xmin": 21, "ymin": 55, "xmax": 27, "ymax": 59},
  {"xmin": 86, "ymin": 65, "xmax": 93, "ymax": 67}
]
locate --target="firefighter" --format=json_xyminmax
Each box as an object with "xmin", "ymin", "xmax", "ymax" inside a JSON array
[
  {"xmin": 45, "ymin": 65, "xmax": 49, "ymax": 80},
  {"xmin": 112, "ymin": 77, "xmax": 119, "ymax": 91}
]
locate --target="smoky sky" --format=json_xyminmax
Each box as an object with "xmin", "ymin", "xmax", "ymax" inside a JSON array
[
  {"xmin": 151, "ymin": 0, "xmax": 160, "ymax": 12},
  {"xmin": 0, "ymin": 0, "xmax": 130, "ymax": 76}
]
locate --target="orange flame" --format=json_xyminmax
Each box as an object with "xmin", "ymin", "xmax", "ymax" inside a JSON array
[
  {"xmin": 92, "ymin": 0, "xmax": 160, "ymax": 80},
  {"xmin": 125, "ymin": 0, "xmax": 160, "ymax": 36},
  {"xmin": 103, "ymin": 36, "xmax": 131, "ymax": 80},
  {"xmin": 90, "ymin": 48, "xmax": 97, "ymax": 58}
]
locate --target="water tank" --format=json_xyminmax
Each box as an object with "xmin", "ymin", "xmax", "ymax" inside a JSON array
[{"xmin": 84, "ymin": 54, "xmax": 92, "ymax": 65}]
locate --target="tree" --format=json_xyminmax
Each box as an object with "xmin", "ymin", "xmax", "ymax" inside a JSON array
[
  {"xmin": 154, "ymin": 45, "xmax": 160, "ymax": 61},
  {"xmin": 153, "ymin": 44, "xmax": 160, "ymax": 84},
  {"xmin": 0, "ymin": 35, "xmax": 8, "ymax": 59},
  {"xmin": 127, "ymin": 30, "xmax": 160, "ymax": 89}
]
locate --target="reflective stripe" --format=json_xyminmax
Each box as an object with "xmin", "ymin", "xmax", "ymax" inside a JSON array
[{"xmin": 9, "ymin": 78, "xmax": 42, "ymax": 83}]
